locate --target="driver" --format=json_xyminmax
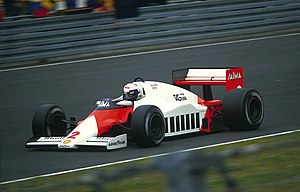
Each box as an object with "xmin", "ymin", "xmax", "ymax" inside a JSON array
[{"xmin": 123, "ymin": 83, "xmax": 145, "ymax": 101}]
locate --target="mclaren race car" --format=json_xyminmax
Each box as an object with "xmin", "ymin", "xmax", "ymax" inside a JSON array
[{"xmin": 25, "ymin": 67, "xmax": 264, "ymax": 150}]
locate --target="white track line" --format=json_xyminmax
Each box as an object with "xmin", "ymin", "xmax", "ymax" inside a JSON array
[
  {"xmin": 1, "ymin": 129, "xmax": 299, "ymax": 185},
  {"xmin": 1, "ymin": 32, "xmax": 300, "ymax": 73}
]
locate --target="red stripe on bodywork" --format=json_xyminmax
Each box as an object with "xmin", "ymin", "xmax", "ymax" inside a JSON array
[
  {"xmin": 200, "ymin": 100, "xmax": 223, "ymax": 133},
  {"xmin": 88, "ymin": 107, "xmax": 133, "ymax": 136}
]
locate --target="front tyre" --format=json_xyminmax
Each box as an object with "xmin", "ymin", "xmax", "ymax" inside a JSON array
[
  {"xmin": 131, "ymin": 105, "xmax": 166, "ymax": 147},
  {"xmin": 223, "ymin": 88, "xmax": 264, "ymax": 131},
  {"xmin": 32, "ymin": 104, "xmax": 67, "ymax": 137}
]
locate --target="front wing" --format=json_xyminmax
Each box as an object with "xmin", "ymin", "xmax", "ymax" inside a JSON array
[{"xmin": 25, "ymin": 134, "xmax": 127, "ymax": 150}]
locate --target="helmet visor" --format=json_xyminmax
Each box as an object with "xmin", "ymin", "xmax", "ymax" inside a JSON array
[{"xmin": 123, "ymin": 89, "xmax": 139, "ymax": 101}]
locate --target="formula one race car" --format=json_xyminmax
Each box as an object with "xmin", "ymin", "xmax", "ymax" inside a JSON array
[{"xmin": 25, "ymin": 67, "xmax": 264, "ymax": 150}]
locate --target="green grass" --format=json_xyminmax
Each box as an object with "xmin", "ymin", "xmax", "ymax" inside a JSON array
[
  {"xmin": 207, "ymin": 132, "xmax": 300, "ymax": 192},
  {"xmin": 1, "ymin": 131, "xmax": 299, "ymax": 192}
]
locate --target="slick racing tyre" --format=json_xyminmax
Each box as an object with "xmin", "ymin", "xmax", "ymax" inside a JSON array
[
  {"xmin": 223, "ymin": 88, "xmax": 264, "ymax": 131},
  {"xmin": 131, "ymin": 105, "xmax": 166, "ymax": 147},
  {"xmin": 32, "ymin": 104, "xmax": 67, "ymax": 137}
]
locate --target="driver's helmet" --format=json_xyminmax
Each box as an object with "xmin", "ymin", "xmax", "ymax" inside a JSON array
[{"xmin": 123, "ymin": 83, "xmax": 144, "ymax": 101}]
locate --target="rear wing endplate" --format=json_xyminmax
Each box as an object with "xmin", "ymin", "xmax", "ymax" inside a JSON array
[{"xmin": 172, "ymin": 67, "xmax": 244, "ymax": 92}]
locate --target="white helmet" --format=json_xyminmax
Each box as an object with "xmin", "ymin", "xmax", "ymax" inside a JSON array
[{"xmin": 123, "ymin": 83, "xmax": 145, "ymax": 101}]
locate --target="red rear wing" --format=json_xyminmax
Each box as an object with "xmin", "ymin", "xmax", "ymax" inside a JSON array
[{"xmin": 172, "ymin": 67, "xmax": 244, "ymax": 92}]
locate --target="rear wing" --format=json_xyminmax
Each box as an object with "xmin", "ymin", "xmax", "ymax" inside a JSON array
[{"xmin": 172, "ymin": 67, "xmax": 244, "ymax": 92}]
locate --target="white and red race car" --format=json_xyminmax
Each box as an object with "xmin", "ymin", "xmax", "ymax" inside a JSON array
[{"xmin": 25, "ymin": 67, "xmax": 264, "ymax": 150}]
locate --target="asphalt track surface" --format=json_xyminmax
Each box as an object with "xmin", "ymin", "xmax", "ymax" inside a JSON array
[{"xmin": 1, "ymin": 34, "xmax": 300, "ymax": 183}]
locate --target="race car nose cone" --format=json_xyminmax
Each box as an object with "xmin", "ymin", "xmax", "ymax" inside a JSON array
[{"xmin": 58, "ymin": 115, "xmax": 98, "ymax": 149}]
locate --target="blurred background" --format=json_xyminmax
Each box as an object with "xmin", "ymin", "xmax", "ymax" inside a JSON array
[
  {"xmin": 1, "ymin": 0, "xmax": 299, "ymax": 68},
  {"xmin": 0, "ymin": 0, "xmax": 168, "ymax": 19}
]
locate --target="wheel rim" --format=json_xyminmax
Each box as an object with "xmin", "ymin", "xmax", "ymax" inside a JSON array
[
  {"xmin": 149, "ymin": 113, "xmax": 164, "ymax": 140},
  {"xmin": 248, "ymin": 97, "xmax": 262, "ymax": 123}
]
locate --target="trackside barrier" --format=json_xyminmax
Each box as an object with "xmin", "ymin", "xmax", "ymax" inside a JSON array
[
  {"xmin": 20, "ymin": 139, "xmax": 300, "ymax": 192},
  {"xmin": 0, "ymin": 0, "xmax": 300, "ymax": 65}
]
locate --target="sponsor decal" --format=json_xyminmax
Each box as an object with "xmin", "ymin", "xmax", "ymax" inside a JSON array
[
  {"xmin": 150, "ymin": 83, "xmax": 158, "ymax": 90},
  {"xmin": 41, "ymin": 137, "xmax": 65, "ymax": 140},
  {"xmin": 63, "ymin": 140, "xmax": 71, "ymax": 144},
  {"xmin": 227, "ymin": 72, "xmax": 242, "ymax": 80},
  {"xmin": 37, "ymin": 137, "xmax": 65, "ymax": 142},
  {"xmin": 98, "ymin": 101, "xmax": 110, "ymax": 107},
  {"xmin": 96, "ymin": 137, "xmax": 112, "ymax": 141},
  {"xmin": 173, "ymin": 93, "xmax": 187, "ymax": 101},
  {"xmin": 108, "ymin": 140, "xmax": 126, "ymax": 146},
  {"xmin": 59, "ymin": 145, "xmax": 71, "ymax": 148}
]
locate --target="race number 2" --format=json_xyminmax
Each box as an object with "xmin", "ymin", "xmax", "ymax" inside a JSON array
[{"xmin": 67, "ymin": 131, "xmax": 80, "ymax": 139}]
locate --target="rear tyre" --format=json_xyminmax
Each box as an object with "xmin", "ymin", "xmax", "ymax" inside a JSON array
[
  {"xmin": 223, "ymin": 88, "xmax": 264, "ymax": 131},
  {"xmin": 32, "ymin": 104, "xmax": 67, "ymax": 137},
  {"xmin": 131, "ymin": 105, "xmax": 166, "ymax": 147}
]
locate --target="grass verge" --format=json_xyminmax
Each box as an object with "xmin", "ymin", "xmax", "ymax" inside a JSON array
[{"xmin": 1, "ymin": 130, "xmax": 299, "ymax": 192}]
